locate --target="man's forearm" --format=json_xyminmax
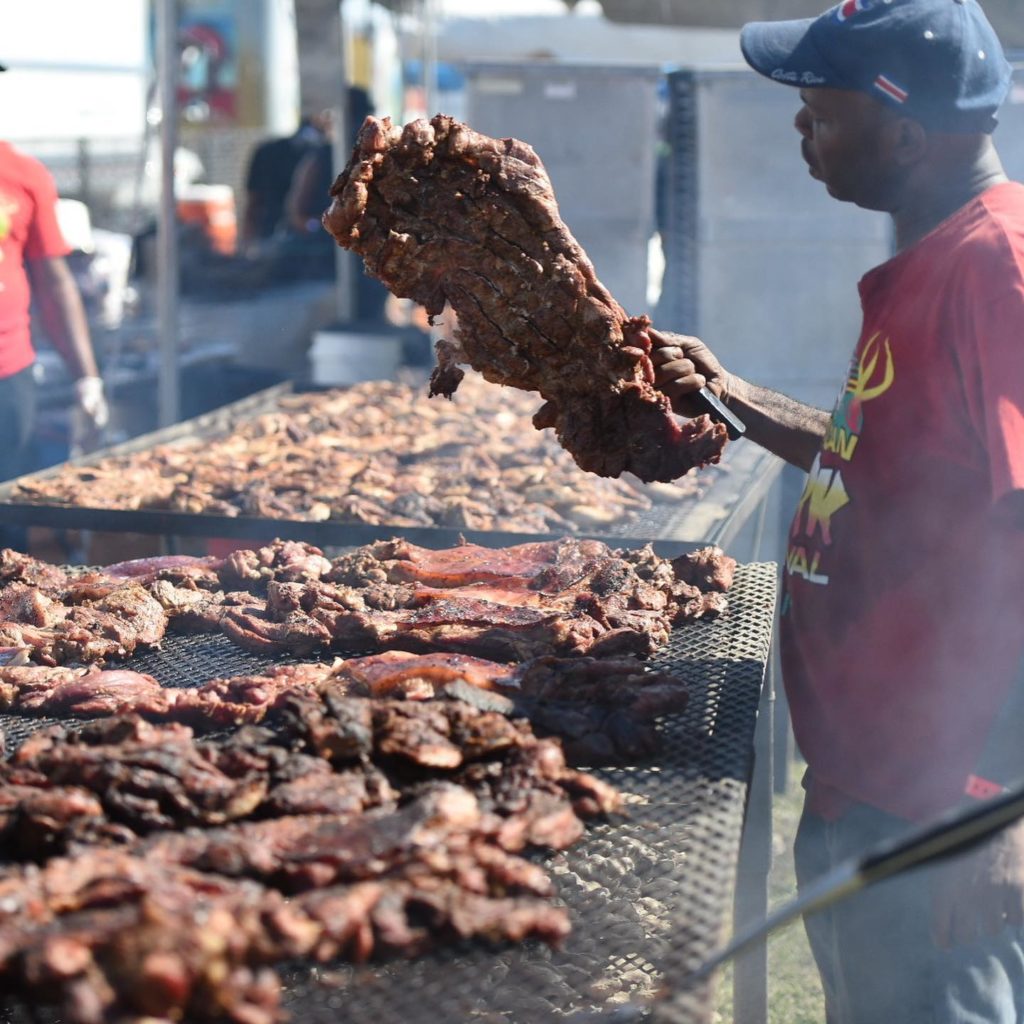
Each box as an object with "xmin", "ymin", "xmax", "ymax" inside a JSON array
[
  {"xmin": 724, "ymin": 375, "xmax": 829, "ymax": 471},
  {"xmin": 29, "ymin": 257, "xmax": 99, "ymax": 380}
]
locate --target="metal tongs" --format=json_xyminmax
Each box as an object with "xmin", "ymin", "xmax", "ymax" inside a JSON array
[
  {"xmin": 693, "ymin": 387, "xmax": 745, "ymax": 440},
  {"xmin": 674, "ymin": 781, "xmax": 1024, "ymax": 996},
  {"xmin": 567, "ymin": 785, "xmax": 1024, "ymax": 1023}
]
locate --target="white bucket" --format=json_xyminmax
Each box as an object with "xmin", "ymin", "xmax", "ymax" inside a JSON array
[{"xmin": 309, "ymin": 330, "xmax": 404, "ymax": 385}]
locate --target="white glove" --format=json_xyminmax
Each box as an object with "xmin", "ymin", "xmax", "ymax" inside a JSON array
[
  {"xmin": 70, "ymin": 375, "xmax": 109, "ymax": 457},
  {"xmin": 74, "ymin": 375, "xmax": 109, "ymax": 429}
]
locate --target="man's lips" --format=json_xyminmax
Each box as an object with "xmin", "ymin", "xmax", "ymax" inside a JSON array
[{"xmin": 801, "ymin": 143, "xmax": 821, "ymax": 180}]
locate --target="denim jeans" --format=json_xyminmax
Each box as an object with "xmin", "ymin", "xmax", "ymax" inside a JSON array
[
  {"xmin": 795, "ymin": 801, "xmax": 1024, "ymax": 1024},
  {"xmin": 0, "ymin": 366, "xmax": 35, "ymax": 551},
  {"xmin": 0, "ymin": 364, "xmax": 36, "ymax": 483}
]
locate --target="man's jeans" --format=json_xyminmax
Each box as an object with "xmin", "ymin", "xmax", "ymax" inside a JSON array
[
  {"xmin": 795, "ymin": 802, "xmax": 1024, "ymax": 1024},
  {"xmin": 0, "ymin": 366, "xmax": 35, "ymax": 551}
]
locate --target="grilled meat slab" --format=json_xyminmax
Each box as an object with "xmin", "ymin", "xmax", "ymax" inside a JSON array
[
  {"xmin": 0, "ymin": 841, "xmax": 570, "ymax": 1024},
  {"xmin": 323, "ymin": 114, "xmax": 728, "ymax": 481}
]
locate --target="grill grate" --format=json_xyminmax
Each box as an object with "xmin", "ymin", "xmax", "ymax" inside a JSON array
[{"xmin": 0, "ymin": 563, "xmax": 777, "ymax": 1024}]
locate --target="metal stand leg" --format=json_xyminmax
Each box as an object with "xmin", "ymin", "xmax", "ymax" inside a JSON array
[
  {"xmin": 732, "ymin": 669, "xmax": 774, "ymax": 1024},
  {"xmin": 729, "ymin": 469, "xmax": 785, "ymax": 1023},
  {"xmin": 772, "ymin": 645, "xmax": 791, "ymax": 795}
]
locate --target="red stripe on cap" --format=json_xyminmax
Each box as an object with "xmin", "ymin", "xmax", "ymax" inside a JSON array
[{"xmin": 874, "ymin": 75, "xmax": 908, "ymax": 103}]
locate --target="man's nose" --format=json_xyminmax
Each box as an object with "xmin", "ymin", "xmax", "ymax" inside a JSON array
[{"xmin": 794, "ymin": 107, "xmax": 812, "ymax": 138}]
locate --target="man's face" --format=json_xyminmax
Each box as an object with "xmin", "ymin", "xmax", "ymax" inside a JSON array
[{"xmin": 794, "ymin": 87, "xmax": 904, "ymax": 210}]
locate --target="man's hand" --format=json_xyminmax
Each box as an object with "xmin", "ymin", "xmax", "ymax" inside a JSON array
[
  {"xmin": 646, "ymin": 328, "xmax": 731, "ymax": 418},
  {"xmin": 70, "ymin": 375, "xmax": 109, "ymax": 456},
  {"xmin": 931, "ymin": 818, "xmax": 1024, "ymax": 949}
]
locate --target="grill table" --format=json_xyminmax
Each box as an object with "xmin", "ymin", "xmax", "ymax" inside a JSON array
[
  {"xmin": 0, "ymin": 380, "xmax": 785, "ymax": 1022},
  {"xmin": 0, "ymin": 563, "xmax": 775, "ymax": 1024},
  {"xmin": 0, "ymin": 383, "xmax": 784, "ymax": 556}
]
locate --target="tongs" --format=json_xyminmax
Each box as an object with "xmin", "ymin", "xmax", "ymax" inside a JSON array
[
  {"xmin": 666, "ymin": 781, "xmax": 1024, "ymax": 1006},
  {"xmin": 694, "ymin": 387, "xmax": 746, "ymax": 440}
]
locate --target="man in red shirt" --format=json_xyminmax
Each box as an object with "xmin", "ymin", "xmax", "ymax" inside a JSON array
[
  {"xmin": 652, "ymin": 1, "xmax": 1024, "ymax": 1019},
  {"xmin": 0, "ymin": 82, "xmax": 108, "ymax": 508}
]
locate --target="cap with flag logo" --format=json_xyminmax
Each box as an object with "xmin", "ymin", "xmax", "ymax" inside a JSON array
[{"xmin": 740, "ymin": 0, "xmax": 1012, "ymax": 133}]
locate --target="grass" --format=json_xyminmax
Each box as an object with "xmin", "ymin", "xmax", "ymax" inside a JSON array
[{"xmin": 712, "ymin": 758, "xmax": 825, "ymax": 1024}]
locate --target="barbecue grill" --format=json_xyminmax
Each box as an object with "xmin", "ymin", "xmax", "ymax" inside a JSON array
[
  {"xmin": 0, "ymin": 383, "xmax": 783, "ymax": 555},
  {"xmin": 0, "ymin": 561, "xmax": 776, "ymax": 1024}
]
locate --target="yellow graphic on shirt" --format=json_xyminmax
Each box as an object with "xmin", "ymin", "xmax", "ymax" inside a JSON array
[
  {"xmin": 0, "ymin": 192, "xmax": 20, "ymax": 263},
  {"xmin": 786, "ymin": 454, "xmax": 850, "ymax": 583},
  {"xmin": 786, "ymin": 334, "xmax": 896, "ymax": 586},
  {"xmin": 823, "ymin": 333, "xmax": 895, "ymax": 461}
]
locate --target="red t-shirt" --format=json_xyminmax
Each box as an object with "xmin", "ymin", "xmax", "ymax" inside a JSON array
[
  {"xmin": 781, "ymin": 181, "xmax": 1024, "ymax": 824},
  {"xmin": 0, "ymin": 141, "xmax": 71, "ymax": 378}
]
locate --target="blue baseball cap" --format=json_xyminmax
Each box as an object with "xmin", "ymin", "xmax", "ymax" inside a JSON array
[{"xmin": 740, "ymin": 0, "xmax": 1012, "ymax": 133}]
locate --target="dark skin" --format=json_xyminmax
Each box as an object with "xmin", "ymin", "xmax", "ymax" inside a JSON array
[
  {"xmin": 650, "ymin": 85, "xmax": 1022, "ymax": 949},
  {"xmin": 27, "ymin": 256, "xmax": 100, "ymax": 381}
]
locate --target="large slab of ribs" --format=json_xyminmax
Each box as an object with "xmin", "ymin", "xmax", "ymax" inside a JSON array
[
  {"xmin": 0, "ymin": 537, "xmax": 733, "ymax": 668},
  {"xmin": 10, "ymin": 375, "xmax": 705, "ymax": 532},
  {"xmin": 323, "ymin": 115, "xmax": 729, "ymax": 482},
  {"xmin": 0, "ymin": 536, "xmax": 735, "ymax": 1022}
]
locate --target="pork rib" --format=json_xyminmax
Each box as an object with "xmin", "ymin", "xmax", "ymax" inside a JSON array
[{"xmin": 323, "ymin": 114, "xmax": 728, "ymax": 482}]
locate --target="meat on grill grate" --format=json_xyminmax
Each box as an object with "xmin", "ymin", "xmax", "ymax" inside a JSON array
[
  {"xmin": 119, "ymin": 785, "xmax": 553, "ymax": 888},
  {"xmin": 0, "ymin": 840, "xmax": 572, "ymax": 1024},
  {"xmin": 0, "ymin": 582, "xmax": 167, "ymax": 667},
  {"xmin": 10, "ymin": 376, "xmax": 702, "ymax": 535},
  {"xmin": 0, "ymin": 541, "xmax": 332, "ymax": 666},
  {"xmin": 0, "ymin": 538, "xmax": 726, "ymax": 1021},
  {"xmin": 670, "ymin": 546, "xmax": 737, "ymax": 593},
  {"xmin": 99, "ymin": 553, "xmax": 224, "ymax": 587},
  {"xmin": 218, "ymin": 540, "xmax": 333, "ymax": 591},
  {"xmin": 0, "ymin": 646, "xmax": 687, "ymax": 765},
  {"xmin": 0, "ymin": 548, "xmax": 70, "ymax": 593},
  {"xmin": 0, "ymin": 664, "xmax": 177, "ymax": 717},
  {"xmin": 0, "ymin": 714, "xmax": 401, "ymax": 850},
  {"xmin": 0, "ymin": 706, "xmax": 610, "ymax": 1022},
  {"xmin": 0, "ymin": 698, "xmax": 619, "ymax": 852},
  {"xmin": 223, "ymin": 536, "xmax": 730, "ymax": 661},
  {"xmin": 0, "ymin": 539, "xmax": 734, "ymax": 669},
  {"xmin": 323, "ymin": 114, "xmax": 728, "ymax": 482},
  {"xmin": 0, "ymin": 848, "xmax": 309, "ymax": 1024}
]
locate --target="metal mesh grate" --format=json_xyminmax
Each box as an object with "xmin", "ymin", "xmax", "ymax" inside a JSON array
[{"xmin": 0, "ymin": 563, "xmax": 777, "ymax": 1024}]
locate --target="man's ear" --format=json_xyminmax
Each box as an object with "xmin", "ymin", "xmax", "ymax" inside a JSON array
[{"xmin": 888, "ymin": 116, "xmax": 928, "ymax": 167}]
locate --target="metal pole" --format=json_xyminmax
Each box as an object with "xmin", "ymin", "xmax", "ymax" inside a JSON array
[
  {"xmin": 156, "ymin": 0, "xmax": 180, "ymax": 428},
  {"xmin": 76, "ymin": 137, "xmax": 91, "ymax": 211},
  {"xmin": 333, "ymin": 0, "xmax": 355, "ymax": 324},
  {"xmin": 423, "ymin": 0, "xmax": 439, "ymax": 118}
]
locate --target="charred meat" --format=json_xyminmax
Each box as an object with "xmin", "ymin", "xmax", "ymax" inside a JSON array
[{"xmin": 324, "ymin": 115, "xmax": 728, "ymax": 481}]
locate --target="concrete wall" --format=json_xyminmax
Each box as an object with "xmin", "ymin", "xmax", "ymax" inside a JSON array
[{"xmin": 294, "ymin": 0, "xmax": 346, "ymax": 115}]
